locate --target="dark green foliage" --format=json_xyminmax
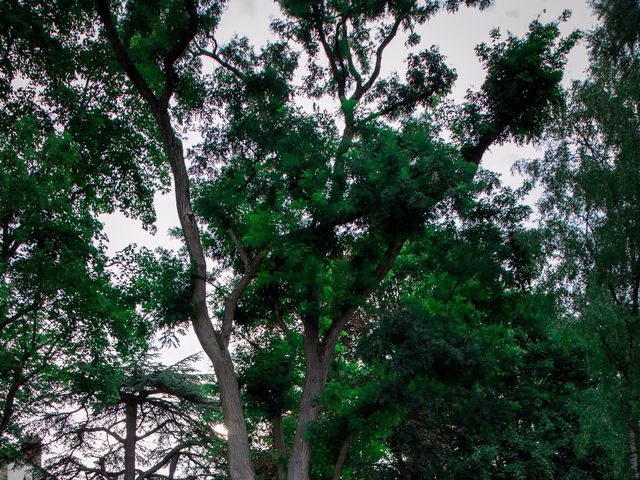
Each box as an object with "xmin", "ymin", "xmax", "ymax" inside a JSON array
[
  {"xmin": 0, "ymin": 0, "xmax": 169, "ymax": 461},
  {"xmin": 0, "ymin": 110, "xmax": 151, "ymax": 458},
  {"xmin": 239, "ymin": 334, "xmax": 298, "ymax": 419},
  {"xmin": 456, "ymin": 17, "xmax": 580, "ymax": 164},
  {"xmin": 1, "ymin": 1, "xmax": 608, "ymax": 479},
  {"xmin": 118, "ymin": 246, "xmax": 194, "ymax": 337},
  {"xmin": 517, "ymin": 1, "xmax": 640, "ymax": 477},
  {"xmin": 307, "ymin": 180, "xmax": 611, "ymax": 479}
]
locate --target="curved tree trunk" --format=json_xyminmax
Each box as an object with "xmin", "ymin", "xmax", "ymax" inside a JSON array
[
  {"xmin": 163, "ymin": 125, "xmax": 255, "ymax": 480},
  {"xmin": 95, "ymin": 3, "xmax": 256, "ymax": 476}
]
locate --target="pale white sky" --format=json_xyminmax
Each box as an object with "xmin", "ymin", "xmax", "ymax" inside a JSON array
[{"xmin": 100, "ymin": 0, "xmax": 596, "ymax": 364}]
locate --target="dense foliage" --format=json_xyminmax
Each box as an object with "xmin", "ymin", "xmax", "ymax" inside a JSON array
[{"xmin": 0, "ymin": 0, "xmax": 638, "ymax": 479}]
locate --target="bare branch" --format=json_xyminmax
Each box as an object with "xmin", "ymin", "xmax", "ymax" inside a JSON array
[
  {"xmin": 136, "ymin": 441, "xmax": 205, "ymax": 480},
  {"xmin": 357, "ymin": 14, "xmax": 405, "ymax": 100},
  {"xmin": 75, "ymin": 426, "xmax": 126, "ymax": 444},
  {"xmin": 196, "ymin": 39, "xmax": 246, "ymax": 81}
]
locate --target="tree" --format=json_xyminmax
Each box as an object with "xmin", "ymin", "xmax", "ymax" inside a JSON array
[
  {"xmin": 89, "ymin": 1, "xmax": 578, "ymax": 478},
  {"xmin": 43, "ymin": 354, "xmax": 223, "ymax": 480},
  {"xmin": 518, "ymin": 1, "xmax": 640, "ymax": 478},
  {"xmin": 301, "ymin": 175, "xmax": 612, "ymax": 479},
  {"xmin": 0, "ymin": 0, "xmax": 166, "ymax": 460}
]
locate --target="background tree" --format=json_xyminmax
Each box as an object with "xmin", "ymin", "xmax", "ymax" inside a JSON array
[
  {"xmin": 0, "ymin": 0, "xmax": 166, "ymax": 461},
  {"xmin": 299, "ymin": 174, "xmax": 612, "ymax": 480},
  {"xmin": 518, "ymin": 0, "xmax": 640, "ymax": 478},
  {"xmin": 42, "ymin": 353, "xmax": 223, "ymax": 480}
]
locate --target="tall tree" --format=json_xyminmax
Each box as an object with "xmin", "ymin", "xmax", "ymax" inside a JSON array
[
  {"xmin": 194, "ymin": 7, "xmax": 576, "ymax": 479},
  {"xmin": 519, "ymin": 1, "xmax": 640, "ymax": 478},
  {"xmin": 0, "ymin": 0, "xmax": 165, "ymax": 461},
  {"xmin": 88, "ymin": 1, "xmax": 577, "ymax": 478}
]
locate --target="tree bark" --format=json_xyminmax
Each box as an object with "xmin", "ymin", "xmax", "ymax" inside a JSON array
[
  {"xmin": 273, "ymin": 415, "xmax": 287, "ymax": 480},
  {"xmin": 124, "ymin": 400, "xmax": 137, "ymax": 480},
  {"xmin": 162, "ymin": 126, "xmax": 255, "ymax": 480},
  {"xmin": 95, "ymin": 3, "xmax": 256, "ymax": 472},
  {"xmin": 209, "ymin": 347, "xmax": 255, "ymax": 480},
  {"xmin": 333, "ymin": 431, "xmax": 356, "ymax": 480},
  {"xmin": 287, "ymin": 332, "xmax": 330, "ymax": 480}
]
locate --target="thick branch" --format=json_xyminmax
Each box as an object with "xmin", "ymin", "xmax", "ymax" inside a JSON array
[
  {"xmin": 341, "ymin": 20, "xmax": 363, "ymax": 91},
  {"xmin": 357, "ymin": 14, "xmax": 404, "ymax": 99},
  {"xmin": 272, "ymin": 415, "xmax": 287, "ymax": 480},
  {"xmin": 312, "ymin": 5, "xmax": 346, "ymax": 99},
  {"xmin": 0, "ymin": 355, "xmax": 26, "ymax": 435},
  {"xmin": 95, "ymin": 0, "xmax": 160, "ymax": 113},
  {"xmin": 460, "ymin": 132, "xmax": 495, "ymax": 166},
  {"xmin": 222, "ymin": 249, "xmax": 267, "ymax": 344},
  {"xmin": 160, "ymin": 0, "xmax": 199, "ymax": 107},
  {"xmin": 324, "ymin": 238, "xmax": 405, "ymax": 353}
]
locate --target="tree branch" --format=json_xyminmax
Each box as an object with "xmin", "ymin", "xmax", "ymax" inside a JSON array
[
  {"xmin": 333, "ymin": 430, "xmax": 356, "ymax": 480},
  {"xmin": 362, "ymin": 84, "xmax": 441, "ymax": 123},
  {"xmin": 312, "ymin": 5, "xmax": 345, "ymax": 99},
  {"xmin": 324, "ymin": 238, "xmax": 405, "ymax": 352},
  {"xmin": 357, "ymin": 14, "xmax": 405, "ymax": 100},
  {"xmin": 197, "ymin": 39, "xmax": 246, "ymax": 81},
  {"xmin": 76, "ymin": 426, "xmax": 126, "ymax": 444},
  {"xmin": 95, "ymin": 0, "xmax": 160, "ymax": 113},
  {"xmin": 160, "ymin": 0, "xmax": 200, "ymax": 108},
  {"xmin": 136, "ymin": 441, "xmax": 205, "ymax": 480},
  {"xmin": 222, "ymin": 249, "xmax": 267, "ymax": 345},
  {"xmin": 341, "ymin": 19, "xmax": 363, "ymax": 91},
  {"xmin": 227, "ymin": 228, "xmax": 251, "ymax": 268}
]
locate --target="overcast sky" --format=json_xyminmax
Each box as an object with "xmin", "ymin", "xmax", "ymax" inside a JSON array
[{"xmin": 100, "ymin": 0, "xmax": 597, "ymax": 364}]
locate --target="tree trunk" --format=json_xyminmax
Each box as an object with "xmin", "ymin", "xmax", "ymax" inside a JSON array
[
  {"xmin": 333, "ymin": 431, "xmax": 356, "ymax": 480},
  {"xmin": 287, "ymin": 334, "xmax": 330, "ymax": 480},
  {"xmin": 124, "ymin": 400, "xmax": 137, "ymax": 480},
  {"xmin": 186, "ymin": 276, "xmax": 255, "ymax": 480},
  {"xmin": 273, "ymin": 415, "xmax": 287, "ymax": 480},
  {"xmin": 96, "ymin": 6, "xmax": 256, "ymax": 477},
  {"xmin": 161, "ymin": 118, "xmax": 255, "ymax": 480},
  {"xmin": 211, "ymin": 349, "xmax": 256, "ymax": 480}
]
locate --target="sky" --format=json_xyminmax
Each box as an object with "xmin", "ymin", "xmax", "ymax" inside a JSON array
[{"xmin": 100, "ymin": 0, "xmax": 597, "ymax": 365}]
